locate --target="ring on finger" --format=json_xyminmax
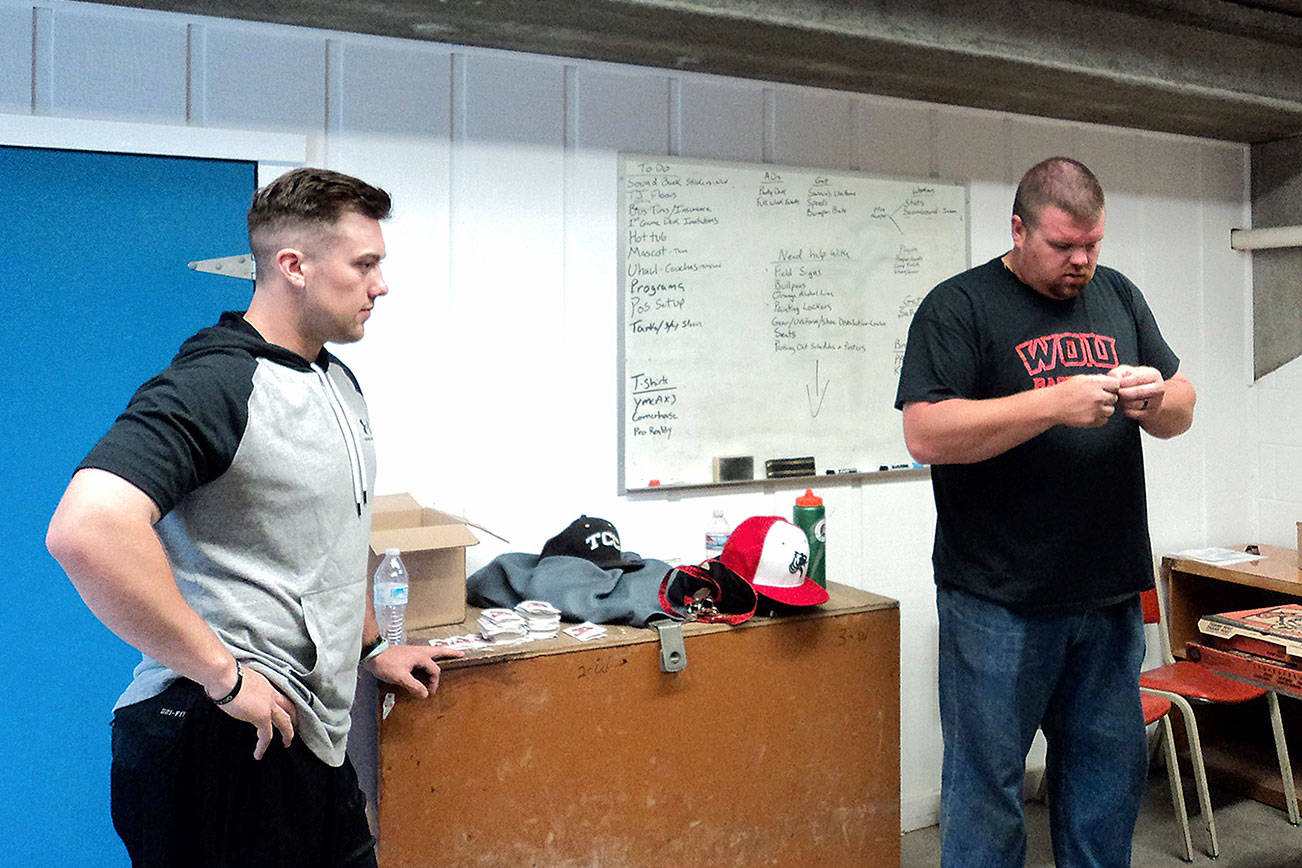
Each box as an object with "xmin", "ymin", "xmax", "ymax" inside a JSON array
[{"xmin": 1140, "ymin": 398, "xmax": 1150, "ymax": 410}]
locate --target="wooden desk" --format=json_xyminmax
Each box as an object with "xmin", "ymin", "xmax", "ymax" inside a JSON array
[
  {"xmin": 1161, "ymin": 546, "xmax": 1302, "ymax": 812},
  {"xmin": 375, "ymin": 583, "xmax": 900, "ymax": 867},
  {"xmin": 1163, "ymin": 545, "xmax": 1302, "ymax": 659}
]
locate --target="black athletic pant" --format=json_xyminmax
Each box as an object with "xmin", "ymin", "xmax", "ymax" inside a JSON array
[{"xmin": 111, "ymin": 679, "xmax": 376, "ymax": 868}]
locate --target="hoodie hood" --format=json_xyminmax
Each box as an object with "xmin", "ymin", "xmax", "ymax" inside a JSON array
[{"xmin": 173, "ymin": 310, "xmax": 329, "ymax": 372}]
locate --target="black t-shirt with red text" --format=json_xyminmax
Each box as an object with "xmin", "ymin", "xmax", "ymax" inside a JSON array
[{"xmin": 895, "ymin": 256, "xmax": 1180, "ymax": 609}]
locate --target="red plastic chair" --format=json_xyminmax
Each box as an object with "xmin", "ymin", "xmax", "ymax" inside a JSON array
[
  {"xmin": 1138, "ymin": 587, "xmax": 1299, "ymax": 858},
  {"xmin": 1141, "ymin": 691, "xmax": 1195, "ymax": 861}
]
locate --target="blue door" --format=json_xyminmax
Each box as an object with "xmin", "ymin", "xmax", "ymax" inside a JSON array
[{"xmin": 0, "ymin": 146, "xmax": 256, "ymax": 865}]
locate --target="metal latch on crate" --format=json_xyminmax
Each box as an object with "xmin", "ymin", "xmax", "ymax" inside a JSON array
[{"xmin": 652, "ymin": 620, "xmax": 687, "ymax": 673}]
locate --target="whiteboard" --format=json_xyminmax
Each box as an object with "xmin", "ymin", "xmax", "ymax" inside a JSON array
[{"xmin": 618, "ymin": 154, "xmax": 969, "ymax": 491}]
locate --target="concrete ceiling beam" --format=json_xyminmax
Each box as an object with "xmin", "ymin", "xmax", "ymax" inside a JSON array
[{"xmin": 83, "ymin": 0, "xmax": 1302, "ymax": 142}]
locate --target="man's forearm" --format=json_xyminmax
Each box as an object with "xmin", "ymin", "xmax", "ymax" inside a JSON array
[
  {"xmin": 1139, "ymin": 372, "xmax": 1196, "ymax": 440},
  {"xmin": 902, "ymin": 374, "xmax": 1126, "ymax": 465},
  {"xmin": 902, "ymin": 390, "xmax": 1059, "ymax": 465}
]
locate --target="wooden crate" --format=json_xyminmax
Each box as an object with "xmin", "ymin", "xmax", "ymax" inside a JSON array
[{"xmin": 376, "ymin": 583, "xmax": 900, "ymax": 867}]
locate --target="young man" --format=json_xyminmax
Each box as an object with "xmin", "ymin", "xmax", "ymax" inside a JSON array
[
  {"xmin": 47, "ymin": 168, "xmax": 459, "ymax": 867},
  {"xmin": 896, "ymin": 157, "xmax": 1195, "ymax": 866}
]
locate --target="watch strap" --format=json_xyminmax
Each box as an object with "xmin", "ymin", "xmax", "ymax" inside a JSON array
[{"xmin": 361, "ymin": 636, "xmax": 389, "ymax": 664}]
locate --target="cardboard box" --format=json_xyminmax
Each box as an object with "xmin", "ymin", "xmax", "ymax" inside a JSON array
[
  {"xmin": 369, "ymin": 493, "xmax": 479, "ymax": 631},
  {"xmin": 1188, "ymin": 641, "xmax": 1302, "ymax": 699}
]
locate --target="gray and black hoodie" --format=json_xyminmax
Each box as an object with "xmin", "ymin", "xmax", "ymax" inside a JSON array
[{"xmin": 80, "ymin": 311, "xmax": 376, "ymax": 766}]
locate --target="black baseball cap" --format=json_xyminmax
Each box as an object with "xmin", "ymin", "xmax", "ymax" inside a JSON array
[{"xmin": 540, "ymin": 516, "xmax": 645, "ymax": 571}]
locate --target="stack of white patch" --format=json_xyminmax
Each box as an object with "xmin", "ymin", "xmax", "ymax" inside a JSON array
[
  {"xmin": 477, "ymin": 608, "xmax": 530, "ymax": 644},
  {"xmin": 563, "ymin": 622, "xmax": 608, "ymax": 642},
  {"xmin": 514, "ymin": 600, "xmax": 562, "ymax": 639},
  {"xmin": 428, "ymin": 634, "xmax": 489, "ymax": 651}
]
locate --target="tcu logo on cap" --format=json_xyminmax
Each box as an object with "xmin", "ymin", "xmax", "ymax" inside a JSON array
[
  {"xmin": 584, "ymin": 531, "xmax": 620, "ymax": 551},
  {"xmin": 788, "ymin": 550, "xmax": 809, "ymax": 577}
]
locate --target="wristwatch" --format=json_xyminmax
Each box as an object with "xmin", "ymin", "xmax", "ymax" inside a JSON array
[{"xmin": 360, "ymin": 635, "xmax": 389, "ymax": 664}]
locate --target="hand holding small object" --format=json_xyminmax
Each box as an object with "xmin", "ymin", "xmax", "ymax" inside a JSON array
[{"xmin": 1109, "ymin": 364, "xmax": 1165, "ymax": 418}]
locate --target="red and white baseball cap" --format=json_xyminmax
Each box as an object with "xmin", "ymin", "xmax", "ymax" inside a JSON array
[{"xmin": 719, "ymin": 516, "xmax": 829, "ymax": 607}]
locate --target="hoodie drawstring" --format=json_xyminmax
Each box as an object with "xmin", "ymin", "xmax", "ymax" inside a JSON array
[{"xmin": 312, "ymin": 363, "xmax": 369, "ymax": 516}]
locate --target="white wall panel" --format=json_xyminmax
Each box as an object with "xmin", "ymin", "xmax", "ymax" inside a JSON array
[
  {"xmin": 852, "ymin": 96, "xmax": 932, "ymax": 178},
  {"xmin": 1135, "ymin": 138, "xmax": 1207, "ymax": 374},
  {"xmin": 0, "ymin": 6, "xmax": 30, "ymax": 113},
  {"xmin": 1259, "ymin": 499, "xmax": 1301, "ymax": 548},
  {"xmin": 1255, "ymin": 377, "xmax": 1302, "ymax": 444},
  {"xmin": 448, "ymin": 51, "xmax": 566, "ymax": 544},
  {"xmin": 1198, "ymin": 142, "xmax": 1254, "ymax": 546},
  {"xmin": 1134, "ymin": 137, "xmax": 1208, "ymax": 553},
  {"xmin": 1139, "ymin": 138, "xmax": 1206, "ymax": 357},
  {"xmin": 772, "ymin": 85, "xmax": 852, "ymax": 170},
  {"xmin": 575, "ymin": 65, "xmax": 669, "ymax": 156},
  {"xmin": 934, "ymin": 105, "xmax": 1005, "ymax": 183},
  {"xmin": 1260, "ymin": 354, "xmax": 1302, "ymax": 390},
  {"xmin": 934, "ymin": 106, "xmax": 1009, "ymax": 265},
  {"xmin": 564, "ymin": 65, "xmax": 672, "ymax": 551},
  {"xmin": 678, "ymin": 76, "xmax": 764, "ymax": 163},
  {"xmin": 1276, "ymin": 445, "xmax": 1302, "ymax": 502},
  {"xmin": 459, "ymin": 51, "xmax": 563, "ymax": 144},
  {"xmin": 200, "ymin": 23, "xmax": 326, "ymax": 134},
  {"xmin": 856, "ymin": 474, "xmax": 943, "ymax": 831},
  {"xmin": 48, "ymin": 6, "xmax": 186, "ymax": 122},
  {"xmin": 333, "ymin": 39, "xmax": 448, "ymax": 137},
  {"xmin": 1259, "ymin": 442, "xmax": 1278, "ymax": 500},
  {"xmin": 1007, "ymin": 115, "xmax": 1074, "ymax": 179}
]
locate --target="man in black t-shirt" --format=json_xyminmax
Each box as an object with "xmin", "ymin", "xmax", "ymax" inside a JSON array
[{"xmin": 896, "ymin": 157, "xmax": 1195, "ymax": 866}]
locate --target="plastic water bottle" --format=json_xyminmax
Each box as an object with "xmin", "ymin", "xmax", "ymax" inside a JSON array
[
  {"xmin": 705, "ymin": 509, "xmax": 730, "ymax": 561},
  {"xmin": 794, "ymin": 489, "xmax": 826, "ymax": 587},
  {"xmin": 373, "ymin": 548, "xmax": 409, "ymax": 645}
]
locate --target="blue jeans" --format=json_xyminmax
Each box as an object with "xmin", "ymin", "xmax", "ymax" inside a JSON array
[{"xmin": 937, "ymin": 585, "xmax": 1147, "ymax": 868}]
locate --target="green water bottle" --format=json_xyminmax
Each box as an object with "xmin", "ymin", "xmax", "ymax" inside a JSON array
[{"xmin": 793, "ymin": 489, "xmax": 826, "ymax": 587}]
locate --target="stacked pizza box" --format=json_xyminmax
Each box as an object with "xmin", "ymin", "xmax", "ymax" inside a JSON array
[{"xmin": 1192, "ymin": 604, "xmax": 1302, "ymax": 694}]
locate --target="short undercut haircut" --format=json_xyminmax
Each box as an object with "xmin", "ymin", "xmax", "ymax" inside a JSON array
[
  {"xmin": 1012, "ymin": 157, "xmax": 1105, "ymax": 229},
  {"xmin": 247, "ymin": 168, "xmax": 391, "ymax": 267}
]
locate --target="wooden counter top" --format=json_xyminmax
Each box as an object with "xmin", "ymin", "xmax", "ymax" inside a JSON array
[
  {"xmin": 1164, "ymin": 545, "xmax": 1302, "ymax": 595},
  {"xmin": 410, "ymin": 580, "xmax": 898, "ymax": 669}
]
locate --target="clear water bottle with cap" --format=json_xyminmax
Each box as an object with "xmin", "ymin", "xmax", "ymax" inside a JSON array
[
  {"xmin": 373, "ymin": 548, "xmax": 409, "ymax": 645},
  {"xmin": 794, "ymin": 489, "xmax": 826, "ymax": 587},
  {"xmin": 705, "ymin": 509, "xmax": 730, "ymax": 560}
]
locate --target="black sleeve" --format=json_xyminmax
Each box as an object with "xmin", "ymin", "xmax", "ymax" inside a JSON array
[
  {"xmin": 895, "ymin": 283, "xmax": 982, "ymax": 408},
  {"xmin": 78, "ymin": 351, "xmax": 255, "ymax": 515},
  {"xmin": 1122, "ymin": 277, "xmax": 1181, "ymax": 379}
]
